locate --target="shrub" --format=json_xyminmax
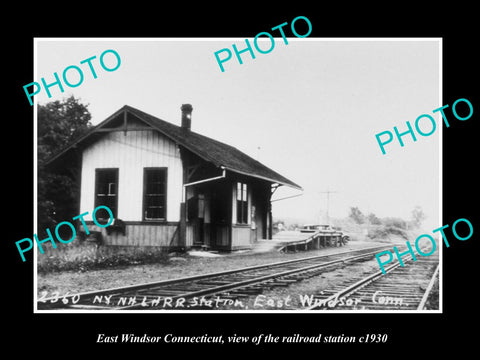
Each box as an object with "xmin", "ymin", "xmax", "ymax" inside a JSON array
[
  {"xmin": 367, "ymin": 225, "xmax": 409, "ymax": 241},
  {"xmin": 383, "ymin": 217, "xmax": 407, "ymax": 230}
]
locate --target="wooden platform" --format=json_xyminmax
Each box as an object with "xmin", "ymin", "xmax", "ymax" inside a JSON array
[{"xmin": 252, "ymin": 231, "xmax": 344, "ymax": 253}]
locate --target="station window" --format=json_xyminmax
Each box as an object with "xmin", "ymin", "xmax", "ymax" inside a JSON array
[
  {"xmin": 236, "ymin": 182, "xmax": 248, "ymax": 224},
  {"xmin": 143, "ymin": 168, "xmax": 167, "ymax": 221},
  {"xmin": 95, "ymin": 168, "xmax": 119, "ymax": 221}
]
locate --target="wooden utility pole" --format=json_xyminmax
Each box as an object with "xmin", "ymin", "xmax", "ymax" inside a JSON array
[{"xmin": 319, "ymin": 189, "xmax": 338, "ymax": 224}]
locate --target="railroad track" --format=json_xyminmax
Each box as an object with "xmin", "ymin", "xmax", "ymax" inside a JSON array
[
  {"xmin": 306, "ymin": 252, "xmax": 439, "ymax": 311},
  {"xmin": 37, "ymin": 245, "xmax": 394, "ymax": 310}
]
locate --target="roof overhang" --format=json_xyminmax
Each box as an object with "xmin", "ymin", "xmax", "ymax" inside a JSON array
[{"xmin": 223, "ymin": 166, "xmax": 303, "ymax": 191}]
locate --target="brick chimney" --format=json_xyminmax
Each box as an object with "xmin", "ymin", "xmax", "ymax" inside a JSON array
[{"xmin": 181, "ymin": 104, "xmax": 193, "ymax": 130}]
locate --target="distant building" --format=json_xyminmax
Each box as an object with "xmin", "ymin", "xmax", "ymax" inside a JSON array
[{"xmin": 47, "ymin": 104, "xmax": 301, "ymax": 251}]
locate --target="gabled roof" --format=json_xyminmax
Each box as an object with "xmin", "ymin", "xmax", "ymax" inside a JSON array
[{"xmin": 46, "ymin": 105, "xmax": 302, "ymax": 190}]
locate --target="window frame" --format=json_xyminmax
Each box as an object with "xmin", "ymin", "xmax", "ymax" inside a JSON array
[
  {"xmin": 236, "ymin": 181, "xmax": 249, "ymax": 225},
  {"xmin": 94, "ymin": 168, "xmax": 119, "ymax": 220},
  {"xmin": 142, "ymin": 167, "xmax": 168, "ymax": 222}
]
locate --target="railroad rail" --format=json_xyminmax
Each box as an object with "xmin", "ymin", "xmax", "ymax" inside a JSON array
[
  {"xmin": 306, "ymin": 252, "xmax": 440, "ymax": 311},
  {"xmin": 37, "ymin": 244, "xmax": 393, "ymax": 310}
]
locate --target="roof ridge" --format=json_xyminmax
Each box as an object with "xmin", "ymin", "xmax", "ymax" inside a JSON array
[
  {"xmin": 125, "ymin": 105, "xmax": 236, "ymax": 146},
  {"xmin": 47, "ymin": 104, "xmax": 302, "ymax": 190},
  {"xmin": 124, "ymin": 105, "xmax": 301, "ymax": 189}
]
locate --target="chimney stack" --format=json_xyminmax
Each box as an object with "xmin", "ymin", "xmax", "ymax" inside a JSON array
[{"xmin": 181, "ymin": 104, "xmax": 193, "ymax": 130}]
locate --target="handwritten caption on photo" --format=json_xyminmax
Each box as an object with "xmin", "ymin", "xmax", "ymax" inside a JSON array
[{"xmin": 38, "ymin": 291, "xmax": 406, "ymax": 310}]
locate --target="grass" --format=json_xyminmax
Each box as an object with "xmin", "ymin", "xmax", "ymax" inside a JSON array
[
  {"xmin": 36, "ymin": 240, "xmax": 386, "ymax": 298},
  {"xmin": 37, "ymin": 242, "xmax": 170, "ymax": 274}
]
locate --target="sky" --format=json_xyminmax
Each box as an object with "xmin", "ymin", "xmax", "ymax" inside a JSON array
[{"xmin": 35, "ymin": 38, "xmax": 441, "ymax": 230}]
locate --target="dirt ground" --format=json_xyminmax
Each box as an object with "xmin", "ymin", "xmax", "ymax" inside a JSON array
[{"xmin": 36, "ymin": 240, "xmax": 388, "ymax": 297}]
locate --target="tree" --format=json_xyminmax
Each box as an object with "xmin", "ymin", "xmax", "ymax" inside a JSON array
[
  {"xmin": 38, "ymin": 96, "xmax": 92, "ymax": 162},
  {"xmin": 383, "ymin": 217, "xmax": 407, "ymax": 230},
  {"xmin": 411, "ymin": 206, "xmax": 426, "ymax": 228},
  {"xmin": 37, "ymin": 96, "xmax": 92, "ymax": 232},
  {"xmin": 367, "ymin": 213, "xmax": 382, "ymax": 225},
  {"xmin": 349, "ymin": 207, "xmax": 365, "ymax": 224}
]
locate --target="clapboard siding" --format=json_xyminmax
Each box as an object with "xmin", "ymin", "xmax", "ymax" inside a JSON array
[
  {"xmin": 212, "ymin": 225, "xmax": 230, "ymax": 248},
  {"xmin": 80, "ymin": 130, "xmax": 183, "ymax": 222},
  {"xmin": 231, "ymin": 226, "xmax": 252, "ymax": 249},
  {"xmin": 87, "ymin": 223, "xmax": 179, "ymax": 247}
]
